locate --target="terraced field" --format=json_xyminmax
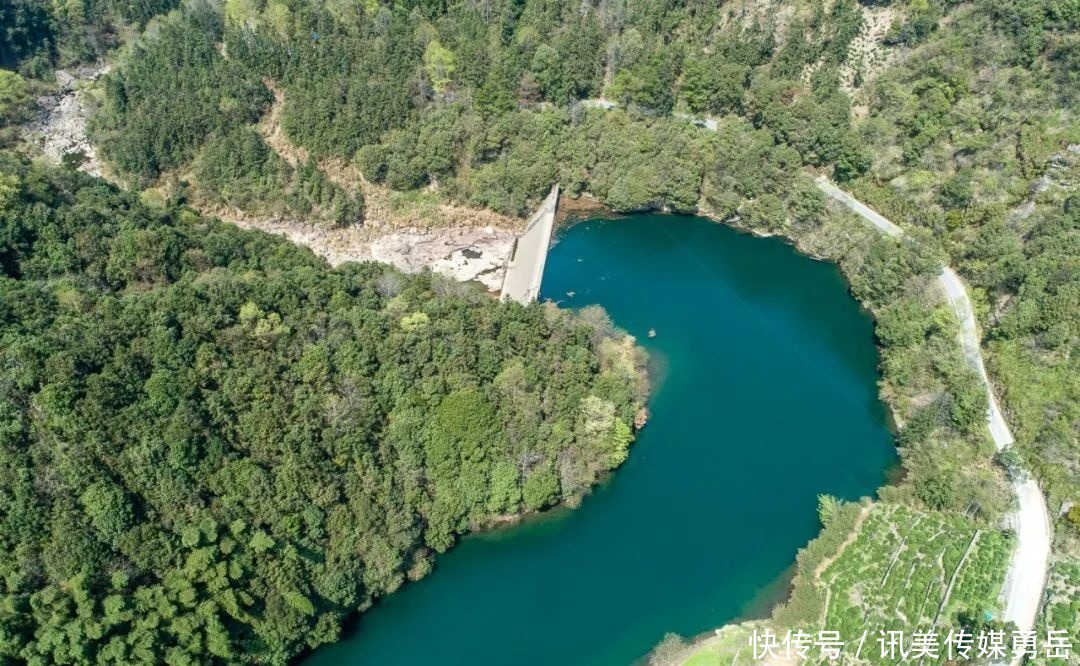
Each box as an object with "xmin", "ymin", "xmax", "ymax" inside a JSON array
[
  {"xmin": 1034, "ymin": 560, "xmax": 1080, "ymax": 666},
  {"xmin": 811, "ymin": 503, "xmax": 1012, "ymax": 642},
  {"xmin": 671, "ymin": 502, "xmax": 1013, "ymax": 666}
]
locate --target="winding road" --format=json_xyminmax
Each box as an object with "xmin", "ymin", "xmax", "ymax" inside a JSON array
[
  {"xmin": 815, "ymin": 177, "xmax": 1051, "ymax": 644},
  {"xmin": 574, "ymin": 101, "xmax": 1052, "ymax": 644},
  {"xmin": 50, "ymin": 74, "xmax": 1052, "ymax": 649}
]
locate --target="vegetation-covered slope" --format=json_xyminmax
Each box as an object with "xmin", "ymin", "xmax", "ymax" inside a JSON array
[
  {"xmin": 779, "ymin": 502, "xmax": 1013, "ymax": 655},
  {"xmin": 85, "ymin": 0, "xmax": 868, "ymax": 217},
  {"xmin": 847, "ymin": 0, "xmax": 1079, "ymax": 507},
  {"xmin": 3, "ymin": 0, "xmax": 1078, "ymax": 661},
  {"xmin": 669, "ymin": 501, "xmax": 1014, "ymax": 666},
  {"xmin": 0, "ymin": 158, "xmax": 646, "ymax": 664},
  {"xmin": 0, "ymin": 0, "xmax": 179, "ymax": 75},
  {"xmin": 669, "ymin": 2, "xmax": 1078, "ymax": 659}
]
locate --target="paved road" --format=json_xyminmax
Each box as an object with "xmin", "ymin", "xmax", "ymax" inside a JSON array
[
  {"xmin": 937, "ymin": 268, "xmax": 1016, "ymax": 447},
  {"xmin": 814, "ymin": 176, "xmax": 903, "ymax": 238},
  {"xmin": 500, "ymin": 185, "xmax": 559, "ymax": 304},
  {"xmin": 1001, "ymin": 479, "xmax": 1052, "ymax": 638},
  {"xmin": 577, "ymin": 97, "xmax": 1052, "ymax": 641},
  {"xmin": 816, "ymin": 178, "xmax": 1051, "ymax": 642}
]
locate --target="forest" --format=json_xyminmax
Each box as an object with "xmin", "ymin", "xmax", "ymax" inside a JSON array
[
  {"xmin": 83, "ymin": 0, "xmax": 869, "ymax": 217},
  {"xmin": 0, "ymin": 157, "xmax": 646, "ymax": 663},
  {"xmin": 1, "ymin": 0, "xmax": 1078, "ymax": 662},
  {"xmin": 0, "ymin": 0, "xmax": 179, "ymax": 75},
  {"xmin": 843, "ymin": 0, "xmax": 1079, "ymax": 508}
]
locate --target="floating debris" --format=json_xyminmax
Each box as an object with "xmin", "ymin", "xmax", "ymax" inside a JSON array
[
  {"xmin": 566, "ymin": 291, "xmax": 576, "ymax": 298},
  {"xmin": 648, "ymin": 328, "xmax": 657, "ymax": 338}
]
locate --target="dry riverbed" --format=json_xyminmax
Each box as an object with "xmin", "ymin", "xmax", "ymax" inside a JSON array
[
  {"xmin": 25, "ymin": 63, "xmax": 109, "ymax": 178},
  {"xmin": 25, "ymin": 66, "xmax": 523, "ymax": 292},
  {"xmin": 218, "ymin": 208, "xmax": 517, "ymax": 291}
]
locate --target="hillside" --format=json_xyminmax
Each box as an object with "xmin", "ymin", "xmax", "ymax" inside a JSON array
[
  {"xmin": 1, "ymin": 0, "xmax": 1077, "ymax": 663},
  {"xmin": 0, "ymin": 158, "xmax": 646, "ymax": 663}
]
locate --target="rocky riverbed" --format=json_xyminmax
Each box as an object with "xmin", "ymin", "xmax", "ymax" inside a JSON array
[
  {"xmin": 24, "ymin": 64, "xmax": 521, "ymax": 292},
  {"xmin": 27, "ymin": 64, "xmax": 109, "ymax": 178},
  {"xmin": 225, "ymin": 214, "xmax": 516, "ymax": 291}
]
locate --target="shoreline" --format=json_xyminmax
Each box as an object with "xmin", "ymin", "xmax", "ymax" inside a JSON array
[
  {"xmin": 22, "ymin": 59, "xmax": 1030, "ymax": 665},
  {"xmin": 548, "ymin": 198, "xmax": 905, "ymax": 661},
  {"xmin": 551, "ymin": 194, "xmax": 1008, "ymax": 666}
]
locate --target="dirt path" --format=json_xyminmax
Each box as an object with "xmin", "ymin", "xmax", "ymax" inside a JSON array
[
  {"xmin": 933, "ymin": 530, "xmax": 980, "ymax": 626},
  {"xmin": 27, "ymin": 65, "xmax": 526, "ymax": 291},
  {"xmin": 224, "ymin": 80, "xmax": 524, "ymax": 290},
  {"xmin": 814, "ymin": 506, "xmax": 870, "ymax": 625},
  {"xmin": 815, "ymin": 506, "xmax": 870, "ymax": 580}
]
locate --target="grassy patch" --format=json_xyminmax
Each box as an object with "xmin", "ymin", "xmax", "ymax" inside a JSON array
[{"xmin": 681, "ymin": 625, "xmax": 758, "ymax": 666}]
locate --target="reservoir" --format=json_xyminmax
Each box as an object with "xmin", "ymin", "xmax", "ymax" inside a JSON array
[{"xmin": 304, "ymin": 214, "xmax": 896, "ymax": 665}]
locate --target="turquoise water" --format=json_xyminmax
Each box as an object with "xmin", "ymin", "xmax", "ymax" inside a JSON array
[{"xmin": 305, "ymin": 214, "xmax": 895, "ymax": 665}]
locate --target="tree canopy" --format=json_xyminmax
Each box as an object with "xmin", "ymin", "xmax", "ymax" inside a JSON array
[{"xmin": 0, "ymin": 157, "xmax": 646, "ymax": 664}]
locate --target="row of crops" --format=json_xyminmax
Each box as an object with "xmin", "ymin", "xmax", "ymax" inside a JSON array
[
  {"xmin": 1035, "ymin": 560, "xmax": 1080, "ymax": 666},
  {"xmin": 673, "ymin": 502, "xmax": 1016, "ymax": 666},
  {"xmin": 795, "ymin": 503, "xmax": 1012, "ymax": 664}
]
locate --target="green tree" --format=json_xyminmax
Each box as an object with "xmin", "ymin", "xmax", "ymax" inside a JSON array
[
  {"xmin": 0, "ymin": 157, "xmax": 646, "ymax": 663},
  {"xmin": 80, "ymin": 481, "xmax": 135, "ymax": 543},
  {"xmin": 0, "ymin": 69, "xmax": 30, "ymax": 124},
  {"xmin": 423, "ymin": 40, "xmax": 456, "ymax": 94}
]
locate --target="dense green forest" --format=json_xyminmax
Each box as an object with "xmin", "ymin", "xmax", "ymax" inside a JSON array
[
  {"xmin": 0, "ymin": 157, "xmax": 646, "ymax": 663},
  {"xmin": 0, "ymin": 0, "xmax": 179, "ymax": 75},
  {"xmin": 843, "ymin": 0, "xmax": 1079, "ymax": 506},
  {"xmin": 0, "ymin": 69, "xmax": 32, "ymax": 148},
  {"xmin": 86, "ymin": 0, "xmax": 868, "ymax": 217},
  {"xmin": 3, "ymin": 0, "xmax": 1079, "ymax": 662}
]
